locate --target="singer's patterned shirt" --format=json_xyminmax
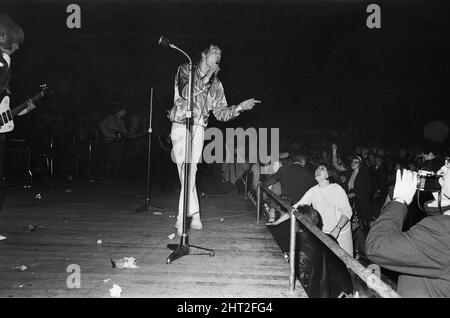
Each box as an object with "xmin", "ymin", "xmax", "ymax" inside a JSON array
[{"xmin": 168, "ymin": 63, "xmax": 242, "ymax": 127}]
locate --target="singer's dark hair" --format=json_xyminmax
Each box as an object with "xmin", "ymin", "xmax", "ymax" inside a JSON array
[{"xmin": 196, "ymin": 40, "xmax": 223, "ymax": 64}]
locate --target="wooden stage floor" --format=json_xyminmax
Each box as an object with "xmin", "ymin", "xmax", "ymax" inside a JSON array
[{"xmin": 0, "ymin": 180, "xmax": 306, "ymax": 298}]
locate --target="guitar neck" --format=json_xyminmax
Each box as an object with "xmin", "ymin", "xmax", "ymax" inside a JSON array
[{"xmin": 11, "ymin": 91, "xmax": 44, "ymax": 117}]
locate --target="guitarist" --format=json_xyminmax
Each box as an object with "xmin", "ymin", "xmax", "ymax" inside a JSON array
[
  {"xmin": 98, "ymin": 104, "xmax": 130, "ymax": 185},
  {"xmin": 0, "ymin": 14, "xmax": 35, "ymax": 193}
]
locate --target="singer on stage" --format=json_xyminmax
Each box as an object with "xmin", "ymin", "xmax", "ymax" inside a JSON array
[{"xmin": 168, "ymin": 42, "xmax": 260, "ymax": 235}]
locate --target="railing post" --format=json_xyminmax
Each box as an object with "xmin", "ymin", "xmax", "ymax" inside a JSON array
[
  {"xmin": 289, "ymin": 208, "xmax": 297, "ymax": 293},
  {"xmin": 256, "ymin": 182, "xmax": 261, "ymax": 223},
  {"xmin": 243, "ymin": 172, "xmax": 248, "ymax": 199},
  {"xmin": 27, "ymin": 147, "xmax": 32, "ymax": 185},
  {"xmin": 88, "ymin": 139, "xmax": 92, "ymax": 178}
]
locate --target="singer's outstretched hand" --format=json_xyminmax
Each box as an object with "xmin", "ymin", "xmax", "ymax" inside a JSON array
[{"xmin": 238, "ymin": 98, "xmax": 261, "ymax": 111}]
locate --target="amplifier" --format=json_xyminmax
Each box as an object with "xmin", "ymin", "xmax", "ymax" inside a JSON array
[{"xmin": 4, "ymin": 139, "xmax": 32, "ymax": 186}]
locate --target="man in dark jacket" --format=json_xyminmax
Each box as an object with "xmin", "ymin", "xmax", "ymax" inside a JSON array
[
  {"xmin": 262, "ymin": 151, "xmax": 316, "ymax": 204},
  {"xmin": 348, "ymin": 156, "xmax": 373, "ymax": 228},
  {"xmin": 366, "ymin": 167, "xmax": 450, "ymax": 297},
  {"xmin": 370, "ymin": 155, "xmax": 390, "ymax": 219},
  {"xmin": 263, "ymin": 151, "xmax": 316, "ymax": 255}
]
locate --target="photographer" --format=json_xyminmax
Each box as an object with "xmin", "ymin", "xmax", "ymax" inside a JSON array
[{"xmin": 365, "ymin": 165, "xmax": 450, "ymax": 297}]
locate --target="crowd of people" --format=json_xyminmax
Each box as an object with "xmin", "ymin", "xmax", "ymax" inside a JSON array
[{"xmin": 248, "ymin": 127, "xmax": 450, "ymax": 297}]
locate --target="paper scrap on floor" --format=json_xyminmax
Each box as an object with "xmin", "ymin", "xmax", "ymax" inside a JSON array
[{"xmin": 109, "ymin": 284, "xmax": 122, "ymax": 297}]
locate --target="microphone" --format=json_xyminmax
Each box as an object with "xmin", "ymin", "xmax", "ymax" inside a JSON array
[
  {"xmin": 157, "ymin": 34, "xmax": 191, "ymax": 64},
  {"xmin": 208, "ymin": 63, "xmax": 220, "ymax": 85},
  {"xmin": 208, "ymin": 73, "xmax": 216, "ymax": 86},
  {"xmin": 157, "ymin": 35, "xmax": 171, "ymax": 47}
]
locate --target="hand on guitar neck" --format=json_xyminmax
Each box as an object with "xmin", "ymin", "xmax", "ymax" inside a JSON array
[{"xmin": 17, "ymin": 99, "xmax": 36, "ymax": 116}]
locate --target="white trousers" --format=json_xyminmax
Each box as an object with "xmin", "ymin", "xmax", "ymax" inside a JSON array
[{"xmin": 170, "ymin": 122, "xmax": 205, "ymax": 220}]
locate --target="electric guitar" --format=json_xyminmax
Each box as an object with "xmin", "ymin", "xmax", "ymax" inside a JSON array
[{"xmin": 0, "ymin": 85, "xmax": 51, "ymax": 133}]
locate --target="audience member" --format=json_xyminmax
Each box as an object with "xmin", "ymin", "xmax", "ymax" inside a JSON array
[
  {"xmin": 296, "ymin": 205, "xmax": 353, "ymax": 298},
  {"xmin": 269, "ymin": 164, "xmax": 354, "ymax": 255},
  {"xmin": 366, "ymin": 167, "xmax": 450, "ymax": 297}
]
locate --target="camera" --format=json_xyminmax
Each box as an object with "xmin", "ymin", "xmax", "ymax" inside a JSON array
[{"xmin": 417, "ymin": 170, "xmax": 442, "ymax": 192}]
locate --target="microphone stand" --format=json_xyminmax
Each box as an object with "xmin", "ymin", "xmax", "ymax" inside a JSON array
[
  {"xmin": 162, "ymin": 39, "xmax": 215, "ymax": 264},
  {"xmin": 133, "ymin": 87, "xmax": 164, "ymax": 214}
]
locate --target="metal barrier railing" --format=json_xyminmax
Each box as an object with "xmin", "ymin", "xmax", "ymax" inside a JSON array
[{"xmin": 256, "ymin": 183, "xmax": 400, "ymax": 298}]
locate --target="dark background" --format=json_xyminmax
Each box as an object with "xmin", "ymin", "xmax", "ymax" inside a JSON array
[{"xmin": 1, "ymin": 0, "xmax": 450, "ymax": 140}]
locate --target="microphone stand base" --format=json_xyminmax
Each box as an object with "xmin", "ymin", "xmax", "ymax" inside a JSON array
[
  {"xmin": 133, "ymin": 203, "xmax": 164, "ymax": 214},
  {"xmin": 166, "ymin": 235, "xmax": 215, "ymax": 264}
]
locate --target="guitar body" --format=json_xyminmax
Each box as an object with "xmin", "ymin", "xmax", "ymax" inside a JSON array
[
  {"xmin": 0, "ymin": 85, "xmax": 51, "ymax": 134},
  {"xmin": 0, "ymin": 96, "xmax": 14, "ymax": 133}
]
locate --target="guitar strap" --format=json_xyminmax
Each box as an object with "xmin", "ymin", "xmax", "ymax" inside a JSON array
[{"xmin": 0, "ymin": 91, "xmax": 7, "ymax": 103}]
